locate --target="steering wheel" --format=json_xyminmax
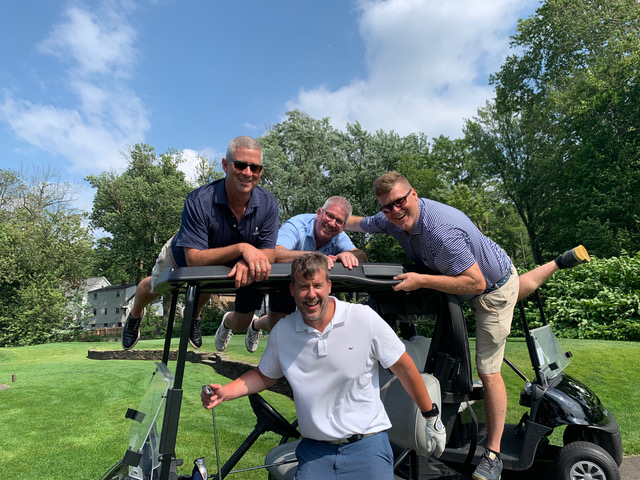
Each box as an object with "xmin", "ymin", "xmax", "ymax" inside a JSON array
[{"xmin": 248, "ymin": 394, "xmax": 300, "ymax": 439}]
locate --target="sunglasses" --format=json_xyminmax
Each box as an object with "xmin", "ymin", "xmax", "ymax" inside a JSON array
[
  {"xmin": 227, "ymin": 158, "xmax": 264, "ymax": 174},
  {"xmin": 321, "ymin": 209, "xmax": 346, "ymax": 227},
  {"xmin": 380, "ymin": 188, "xmax": 412, "ymax": 214}
]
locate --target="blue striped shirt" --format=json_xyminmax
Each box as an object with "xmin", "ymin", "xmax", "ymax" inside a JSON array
[{"xmin": 360, "ymin": 198, "xmax": 511, "ymax": 299}]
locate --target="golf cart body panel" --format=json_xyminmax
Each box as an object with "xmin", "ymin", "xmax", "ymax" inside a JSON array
[{"xmin": 99, "ymin": 262, "xmax": 622, "ymax": 480}]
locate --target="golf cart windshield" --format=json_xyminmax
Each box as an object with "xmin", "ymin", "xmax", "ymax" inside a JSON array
[
  {"xmin": 100, "ymin": 362, "xmax": 174, "ymax": 480},
  {"xmin": 129, "ymin": 362, "xmax": 173, "ymax": 452},
  {"xmin": 530, "ymin": 325, "xmax": 570, "ymax": 381}
]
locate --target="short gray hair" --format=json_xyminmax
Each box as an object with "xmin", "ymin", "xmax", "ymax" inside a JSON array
[
  {"xmin": 322, "ymin": 196, "xmax": 353, "ymax": 221},
  {"xmin": 226, "ymin": 136, "xmax": 263, "ymax": 161}
]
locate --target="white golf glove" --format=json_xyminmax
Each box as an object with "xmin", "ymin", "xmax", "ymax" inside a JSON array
[{"xmin": 424, "ymin": 413, "xmax": 446, "ymax": 458}]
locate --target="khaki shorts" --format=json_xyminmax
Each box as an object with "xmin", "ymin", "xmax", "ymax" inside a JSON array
[
  {"xmin": 150, "ymin": 236, "xmax": 178, "ymax": 293},
  {"xmin": 468, "ymin": 264, "xmax": 519, "ymax": 375}
]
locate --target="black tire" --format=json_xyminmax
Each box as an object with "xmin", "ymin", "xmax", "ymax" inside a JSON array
[{"xmin": 556, "ymin": 441, "xmax": 620, "ymax": 480}]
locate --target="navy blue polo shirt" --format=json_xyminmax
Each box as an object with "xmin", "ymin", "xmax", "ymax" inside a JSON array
[{"xmin": 171, "ymin": 178, "xmax": 279, "ymax": 267}]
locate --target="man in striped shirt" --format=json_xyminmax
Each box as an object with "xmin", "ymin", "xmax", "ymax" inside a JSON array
[{"xmin": 347, "ymin": 171, "xmax": 589, "ymax": 480}]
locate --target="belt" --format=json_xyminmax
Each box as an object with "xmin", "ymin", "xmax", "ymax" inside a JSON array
[
  {"xmin": 483, "ymin": 268, "xmax": 513, "ymax": 294},
  {"xmin": 325, "ymin": 432, "xmax": 377, "ymax": 445}
]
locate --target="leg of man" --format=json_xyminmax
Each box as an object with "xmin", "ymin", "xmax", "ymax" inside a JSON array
[
  {"xmin": 122, "ymin": 275, "xmax": 159, "ymax": 350},
  {"xmin": 254, "ymin": 311, "xmax": 286, "ymax": 332},
  {"xmin": 517, "ymin": 261, "xmax": 558, "ymax": 301},
  {"xmin": 130, "ymin": 276, "xmax": 159, "ymax": 318},
  {"xmin": 517, "ymin": 245, "xmax": 591, "ymax": 301},
  {"xmin": 469, "ymin": 266, "xmax": 519, "ymax": 480},
  {"xmin": 215, "ymin": 290, "xmax": 263, "ymax": 352},
  {"xmin": 478, "ymin": 371, "xmax": 507, "ymax": 452},
  {"xmin": 253, "ymin": 292, "xmax": 296, "ymax": 331}
]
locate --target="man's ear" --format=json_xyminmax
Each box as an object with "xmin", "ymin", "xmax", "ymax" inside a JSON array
[{"xmin": 289, "ymin": 282, "xmax": 294, "ymax": 296}]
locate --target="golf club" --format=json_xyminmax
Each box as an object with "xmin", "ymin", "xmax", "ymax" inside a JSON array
[{"xmin": 202, "ymin": 385, "xmax": 222, "ymax": 479}]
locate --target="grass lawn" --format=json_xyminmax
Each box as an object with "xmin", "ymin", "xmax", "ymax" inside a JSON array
[{"xmin": 1, "ymin": 335, "xmax": 637, "ymax": 480}]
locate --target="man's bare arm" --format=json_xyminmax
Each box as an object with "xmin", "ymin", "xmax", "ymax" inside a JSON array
[
  {"xmin": 345, "ymin": 215, "xmax": 365, "ymax": 233},
  {"xmin": 392, "ymin": 262, "xmax": 486, "ymax": 295}
]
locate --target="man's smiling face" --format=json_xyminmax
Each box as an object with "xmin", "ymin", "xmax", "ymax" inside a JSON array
[
  {"xmin": 290, "ymin": 269, "xmax": 332, "ymax": 326},
  {"xmin": 377, "ymin": 183, "xmax": 418, "ymax": 233}
]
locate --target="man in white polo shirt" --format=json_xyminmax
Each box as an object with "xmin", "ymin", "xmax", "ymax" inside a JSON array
[{"xmin": 202, "ymin": 252, "xmax": 445, "ymax": 479}]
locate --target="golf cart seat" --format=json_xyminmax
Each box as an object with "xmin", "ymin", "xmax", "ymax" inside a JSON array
[{"xmin": 265, "ymin": 336, "xmax": 441, "ymax": 480}]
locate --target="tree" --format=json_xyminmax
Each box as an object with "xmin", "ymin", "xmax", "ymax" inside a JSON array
[
  {"xmin": 488, "ymin": 0, "xmax": 640, "ymax": 258},
  {"xmin": 0, "ymin": 167, "xmax": 94, "ymax": 346},
  {"xmin": 260, "ymin": 110, "xmax": 343, "ymax": 221},
  {"xmin": 86, "ymin": 144, "xmax": 194, "ymax": 283},
  {"xmin": 86, "ymin": 145, "xmax": 197, "ymax": 331}
]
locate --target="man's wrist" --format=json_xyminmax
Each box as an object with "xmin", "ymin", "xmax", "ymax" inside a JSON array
[{"xmin": 421, "ymin": 403, "xmax": 439, "ymax": 419}]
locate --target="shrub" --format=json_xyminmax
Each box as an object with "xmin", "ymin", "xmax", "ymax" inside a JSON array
[{"xmin": 512, "ymin": 252, "xmax": 640, "ymax": 340}]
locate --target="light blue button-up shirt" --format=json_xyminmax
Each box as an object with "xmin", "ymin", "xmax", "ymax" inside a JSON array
[{"xmin": 277, "ymin": 213, "xmax": 357, "ymax": 255}]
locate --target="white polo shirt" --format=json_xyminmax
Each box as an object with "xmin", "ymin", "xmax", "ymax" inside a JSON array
[{"xmin": 258, "ymin": 297, "xmax": 406, "ymax": 441}]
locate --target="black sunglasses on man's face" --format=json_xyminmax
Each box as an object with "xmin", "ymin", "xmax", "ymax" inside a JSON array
[
  {"xmin": 379, "ymin": 188, "xmax": 412, "ymax": 214},
  {"xmin": 227, "ymin": 158, "xmax": 263, "ymax": 174}
]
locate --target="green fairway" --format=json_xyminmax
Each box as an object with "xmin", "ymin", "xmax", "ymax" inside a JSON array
[{"xmin": 0, "ymin": 335, "xmax": 637, "ymax": 480}]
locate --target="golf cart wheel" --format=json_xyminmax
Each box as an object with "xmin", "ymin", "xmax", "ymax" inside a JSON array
[{"xmin": 555, "ymin": 441, "xmax": 620, "ymax": 480}]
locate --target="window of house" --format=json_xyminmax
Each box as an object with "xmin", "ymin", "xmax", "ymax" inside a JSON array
[
  {"xmin": 115, "ymin": 308, "xmax": 120, "ymax": 314},
  {"xmin": 116, "ymin": 291, "xmax": 121, "ymax": 298},
  {"xmin": 93, "ymin": 293, "xmax": 97, "ymax": 299},
  {"xmin": 103, "ymin": 308, "xmax": 107, "ymax": 315},
  {"xmin": 93, "ymin": 308, "xmax": 97, "ymax": 315}
]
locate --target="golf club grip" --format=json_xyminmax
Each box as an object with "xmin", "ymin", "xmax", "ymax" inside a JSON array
[{"xmin": 202, "ymin": 385, "xmax": 215, "ymax": 395}]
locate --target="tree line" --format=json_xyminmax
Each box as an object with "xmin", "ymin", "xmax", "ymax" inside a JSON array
[{"xmin": 1, "ymin": 0, "xmax": 638, "ymax": 346}]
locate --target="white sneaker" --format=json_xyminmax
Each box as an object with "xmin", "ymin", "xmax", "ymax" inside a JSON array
[
  {"xmin": 245, "ymin": 315, "xmax": 260, "ymax": 353},
  {"xmin": 215, "ymin": 312, "xmax": 233, "ymax": 351}
]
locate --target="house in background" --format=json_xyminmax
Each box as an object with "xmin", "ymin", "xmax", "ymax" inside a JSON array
[{"xmin": 85, "ymin": 282, "xmax": 138, "ymax": 329}]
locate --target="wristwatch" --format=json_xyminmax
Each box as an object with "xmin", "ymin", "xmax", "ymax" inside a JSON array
[{"xmin": 421, "ymin": 403, "xmax": 439, "ymax": 419}]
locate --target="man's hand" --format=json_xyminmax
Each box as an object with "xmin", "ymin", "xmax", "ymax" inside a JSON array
[
  {"xmin": 228, "ymin": 245, "xmax": 271, "ymax": 287},
  {"xmin": 424, "ymin": 414, "xmax": 446, "ymax": 457},
  {"xmin": 334, "ymin": 251, "xmax": 359, "ymax": 269},
  {"xmin": 201, "ymin": 384, "xmax": 226, "ymax": 409},
  {"xmin": 392, "ymin": 272, "xmax": 423, "ymax": 292}
]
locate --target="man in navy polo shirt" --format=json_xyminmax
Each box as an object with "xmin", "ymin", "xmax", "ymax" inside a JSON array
[{"xmin": 121, "ymin": 135, "xmax": 278, "ymax": 352}]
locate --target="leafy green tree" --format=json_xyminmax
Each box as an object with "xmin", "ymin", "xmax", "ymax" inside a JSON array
[
  {"xmin": 260, "ymin": 110, "xmax": 343, "ymax": 220},
  {"xmin": 86, "ymin": 144, "xmax": 194, "ymax": 283},
  {"xmin": 464, "ymin": 103, "xmax": 543, "ymax": 264},
  {"xmin": 489, "ymin": 0, "xmax": 640, "ymax": 258},
  {"xmin": 0, "ymin": 167, "xmax": 94, "ymax": 346}
]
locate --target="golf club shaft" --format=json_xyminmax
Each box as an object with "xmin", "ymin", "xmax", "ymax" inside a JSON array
[{"xmin": 212, "ymin": 407, "xmax": 221, "ymax": 479}]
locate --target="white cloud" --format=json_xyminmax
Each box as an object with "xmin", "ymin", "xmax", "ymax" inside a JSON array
[
  {"xmin": 178, "ymin": 148, "xmax": 224, "ymax": 184},
  {"xmin": 0, "ymin": 2, "xmax": 149, "ymax": 175},
  {"xmin": 37, "ymin": 6, "xmax": 137, "ymax": 78},
  {"xmin": 288, "ymin": 0, "xmax": 537, "ymax": 138}
]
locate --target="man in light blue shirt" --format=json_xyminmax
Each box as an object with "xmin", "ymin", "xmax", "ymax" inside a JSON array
[{"xmin": 251, "ymin": 196, "xmax": 367, "ymax": 335}]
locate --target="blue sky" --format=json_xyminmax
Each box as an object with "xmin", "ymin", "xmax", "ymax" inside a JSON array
[{"xmin": 0, "ymin": 0, "xmax": 539, "ymax": 212}]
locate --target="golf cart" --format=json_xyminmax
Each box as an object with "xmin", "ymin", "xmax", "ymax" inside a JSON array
[{"xmin": 98, "ymin": 262, "xmax": 622, "ymax": 480}]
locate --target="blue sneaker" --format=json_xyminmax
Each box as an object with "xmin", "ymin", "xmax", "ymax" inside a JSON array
[{"xmin": 472, "ymin": 449, "xmax": 503, "ymax": 480}]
